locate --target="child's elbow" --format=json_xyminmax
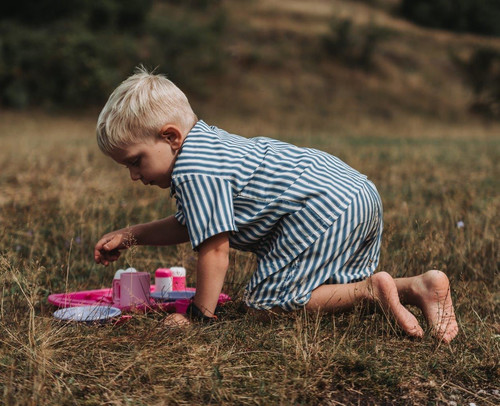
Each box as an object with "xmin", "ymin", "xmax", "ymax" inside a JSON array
[
  {"xmin": 199, "ymin": 233, "xmax": 230, "ymax": 266},
  {"xmin": 212, "ymin": 244, "xmax": 230, "ymax": 267}
]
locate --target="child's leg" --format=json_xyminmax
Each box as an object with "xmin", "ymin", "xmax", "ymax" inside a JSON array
[
  {"xmin": 305, "ymin": 271, "xmax": 424, "ymax": 338},
  {"xmin": 393, "ymin": 270, "xmax": 458, "ymax": 343}
]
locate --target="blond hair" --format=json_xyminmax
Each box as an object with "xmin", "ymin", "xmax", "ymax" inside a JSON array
[{"xmin": 96, "ymin": 66, "xmax": 197, "ymax": 154}]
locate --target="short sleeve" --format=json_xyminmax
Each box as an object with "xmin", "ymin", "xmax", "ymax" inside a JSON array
[
  {"xmin": 173, "ymin": 175, "xmax": 238, "ymax": 250},
  {"xmin": 174, "ymin": 200, "xmax": 186, "ymax": 226}
]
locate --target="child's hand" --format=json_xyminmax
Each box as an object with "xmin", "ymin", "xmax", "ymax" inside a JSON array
[{"xmin": 94, "ymin": 229, "xmax": 134, "ymax": 266}]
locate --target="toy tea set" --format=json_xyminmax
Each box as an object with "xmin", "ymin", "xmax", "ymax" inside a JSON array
[{"xmin": 49, "ymin": 267, "xmax": 230, "ymax": 323}]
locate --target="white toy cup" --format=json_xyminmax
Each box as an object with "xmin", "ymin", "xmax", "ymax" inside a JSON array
[{"xmin": 155, "ymin": 268, "xmax": 173, "ymax": 294}]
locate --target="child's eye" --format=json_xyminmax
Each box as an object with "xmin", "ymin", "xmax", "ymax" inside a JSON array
[{"xmin": 131, "ymin": 157, "xmax": 141, "ymax": 167}]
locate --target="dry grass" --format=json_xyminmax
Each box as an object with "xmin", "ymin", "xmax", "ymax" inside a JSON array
[
  {"xmin": 1, "ymin": 0, "xmax": 500, "ymax": 404},
  {"xmin": 0, "ymin": 108, "xmax": 498, "ymax": 405}
]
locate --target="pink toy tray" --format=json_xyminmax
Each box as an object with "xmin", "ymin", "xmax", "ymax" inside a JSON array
[{"xmin": 48, "ymin": 286, "xmax": 230, "ymax": 313}]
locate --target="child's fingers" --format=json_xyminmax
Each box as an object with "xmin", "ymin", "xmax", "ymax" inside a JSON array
[
  {"xmin": 103, "ymin": 234, "xmax": 124, "ymax": 251},
  {"xmin": 94, "ymin": 248, "xmax": 108, "ymax": 264},
  {"xmin": 94, "ymin": 232, "xmax": 127, "ymax": 265},
  {"xmin": 94, "ymin": 236, "xmax": 112, "ymax": 257},
  {"xmin": 99, "ymin": 249, "xmax": 121, "ymax": 263},
  {"xmin": 94, "ymin": 244, "xmax": 121, "ymax": 265},
  {"xmin": 95, "ymin": 253, "xmax": 107, "ymax": 265},
  {"xmin": 104, "ymin": 251, "xmax": 121, "ymax": 262}
]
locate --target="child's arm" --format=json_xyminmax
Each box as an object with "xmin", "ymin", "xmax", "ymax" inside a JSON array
[
  {"xmin": 94, "ymin": 215, "xmax": 189, "ymax": 266},
  {"xmin": 192, "ymin": 232, "xmax": 230, "ymax": 317},
  {"xmin": 164, "ymin": 232, "xmax": 229, "ymax": 326}
]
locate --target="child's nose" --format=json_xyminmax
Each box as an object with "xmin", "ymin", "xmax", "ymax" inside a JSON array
[{"xmin": 129, "ymin": 168, "xmax": 141, "ymax": 181}]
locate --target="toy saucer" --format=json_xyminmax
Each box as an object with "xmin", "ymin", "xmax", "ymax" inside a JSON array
[
  {"xmin": 53, "ymin": 306, "xmax": 121, "ymax": 323},
  {"xmin": 150, "ymin": 290, "xmax": 196, "ymax": 301}
]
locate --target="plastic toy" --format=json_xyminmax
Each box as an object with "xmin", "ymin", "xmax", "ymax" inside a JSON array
[{"xmin": 48, "ymin": 285, "xmax": 230, "ymax": 313}]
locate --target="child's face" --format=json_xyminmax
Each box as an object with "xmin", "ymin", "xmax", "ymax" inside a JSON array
[{"xmin": 109, "ymin": 136, "xmax": 178, "ymax": 189}]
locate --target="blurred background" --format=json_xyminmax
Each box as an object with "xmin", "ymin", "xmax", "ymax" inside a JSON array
[{"xmin": 1, "ymin": 0, "xmax": 500, "ymax": 131}]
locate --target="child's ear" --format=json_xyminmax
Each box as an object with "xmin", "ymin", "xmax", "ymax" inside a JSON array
[{"xmin": 159, "ymin": 124, "xmax": 183, "ymax": 150}]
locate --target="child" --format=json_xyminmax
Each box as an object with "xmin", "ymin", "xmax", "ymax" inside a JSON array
[{"xmin": 94, "ymin": 67, "xmax": 458, "ymax": 343}]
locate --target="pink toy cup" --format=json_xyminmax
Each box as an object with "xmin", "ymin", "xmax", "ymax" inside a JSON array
[
  {"xmin": 120, "ymin": 272, "xmax": 151, "ymax": 307},
  {"xmin": 170, "ymin": 267, "xmax": 186, "ymax": 291},
  {"xmin": 112, "ymin": 278, "xmax": 121, "ymax": 304},
  {"xmin": 112, "ymin": 268, "xmax": 136, "ymax": 306}
]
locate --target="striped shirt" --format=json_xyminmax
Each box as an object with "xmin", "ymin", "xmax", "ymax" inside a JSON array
[{"xmin": 171, "ymin": 120, "xmax": 368, "ymax": 277}]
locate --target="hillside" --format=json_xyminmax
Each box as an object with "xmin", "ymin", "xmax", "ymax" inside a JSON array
[{"xmin": 193, "ymin": 0, "xmax": 500, "ymax": 138}]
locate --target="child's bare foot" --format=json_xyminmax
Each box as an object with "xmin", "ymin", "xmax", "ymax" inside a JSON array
[
  {"xmin": 405, "ymin": 270, "xmax": 458, "ymax": 343},
  {"xmin": 306, "ymin": 272, "xmax": 423, "ymax": 338},
  {"xmin": 369, "ymin": 272, "xmax": 424, "ymax": 338}
]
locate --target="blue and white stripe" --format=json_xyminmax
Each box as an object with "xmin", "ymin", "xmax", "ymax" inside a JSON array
[
  {"xmin": 171, "ymin": 120, "xmax": 375, "ymax": 305},
  {"xmin": 244, "ymin": 180, "xmax": 383, "ymax": 310}
]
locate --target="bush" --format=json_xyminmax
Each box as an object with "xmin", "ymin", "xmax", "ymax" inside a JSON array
[
  {"xmin": 452, "ymin": 47, "xmax": 500, "ymax": 118},
  {"xmin": 400, "ymin": 0, "xmax": 500, "ymax": 37},
  {"xmin": 0, "ymin": 0, "xmax": 226, "ymax": 109},
  {"xmin": 322, "ymin": 18, "xmax": 391, "ymax": 70}
]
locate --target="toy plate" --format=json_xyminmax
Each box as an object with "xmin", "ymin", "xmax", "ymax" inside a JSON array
[
  {"xmin": 53, "ymin": 306, "xmax": 121, "ymax": 322},
  {"xmin": 150, "ymin": 290, "xmax": 196, "ymax": 301}
]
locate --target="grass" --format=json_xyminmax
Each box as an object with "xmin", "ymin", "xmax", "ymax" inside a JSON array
[
  {"xmin": 0, "ymin": 109, "xmax": 498, "ymax": 405},
  {"xmin": 1, "ymin": 0, "xmax": 500, "ymax": 404}
]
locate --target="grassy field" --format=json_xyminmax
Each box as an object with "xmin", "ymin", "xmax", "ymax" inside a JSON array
[
  {"xmin": 1, "ymin": 0, "xmax": 500, "ymax": 404},
  {"xmin": 0, "ymin": 110, "xmax": 498, "ymax": 405}
]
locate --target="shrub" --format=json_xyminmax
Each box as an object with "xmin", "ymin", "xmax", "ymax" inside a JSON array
[
  {"xmin": 322, "ymin": 18, "xmax": 391, "ymax": 70},
  {"xmin": 452, "ymin": 47, "xmax": 500, "ymax": 118},
  {"xmin": 0, "ymin": 0, "xmax": 226, "ymax": 109},
  {"xmin": 400, "ymin": 0, "xmax": 500, "ymax": 37}
]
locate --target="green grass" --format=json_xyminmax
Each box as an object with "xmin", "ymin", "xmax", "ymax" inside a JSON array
[{"xmin": 0, "ymin": 110, "xmax": 498, "ymax": 405}]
